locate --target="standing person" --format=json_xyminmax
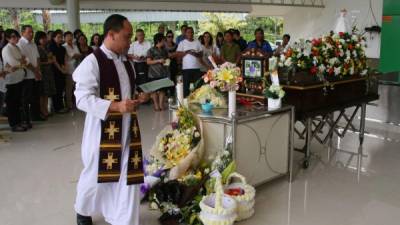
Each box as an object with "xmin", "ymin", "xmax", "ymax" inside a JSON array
[
  {"xmin": 220, "ymin": 30, "xmax": 241, "ymax": 65},
  {"xmin": 1, "ymin": 29, "xmax": 27, "ymax": 132},
  {"xmin": 63, "ymin": 31, "xmax": 81, "ymax": 110},
  {"xmin": 128, "ymin": 29, "xmax": 151, "ymax": 102},
  {"xmin": 215, "ymin": 32, "xmax": 224, "ymax": 63},
  {"xmin": 0, "ymin": 26, "xmax": 6, "ymax": 49},
  {"xmin": 176, "ymin": 27, "xmax": 203, "ymax": 97},
  {"xmin": 176, "ymin": 24, "xmax": 187, "ymax": 45},
  {"xmin": 35, "ymin": 31, "xmax": 57, "ymax": 118},
  {"xmin": 0, "ymin": 51, "xmax": 8, "ymax": 116},
  {"xmin": 146, "ymin": 33, "xmax": 170, "ymax": 111},
  {"xmin": 90, "ymin": 33, "xmax": 103, "ymax": 50},
  {"xmin": 199, "ymin": 32, "xmax": 217, "ymax": 73},
  {"xmin": 232, "ymin": 29, "xmax": 247, "ymax": 51},
  {"xmin": 156, "ymin": 24, "xmax": 166, "ymax": 36},
  {"xmin": 46, "ymin": 30, "xmax": 53, "ymax": 43},
  {"xmin": 18, "ymin": 25, "xmax": 42, "ymax": 126},
  {"xmin": 73, "ymin": 29, "xmax": 83, "ymax": 43},
  {"xmin": 165, "ymin": 30, "xmax": 178, "ymax": 96},
  {"xmin": 48, "ymin": 29, "xmax": 68, "ymax": 113},
  {"xmin": 77, "ymin": 34, "xmax": 93, "ymax": 60},
  {"xmin": 274, "ymin": 34, "xmax": 291, "ymax": 56},
  {"xmin": 247, "ymin": 28, "xmax": 273, "ymax": 57},
  {"xmin": 73, "ymin": 14, "xmax": 144, "ymax": 225}
]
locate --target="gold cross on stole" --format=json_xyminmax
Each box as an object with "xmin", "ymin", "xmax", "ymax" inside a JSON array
[
  {"xmin": 132, "ymin": 120, "xmax": 139, "ymax": 138},
  {"xmin": 104, "ymin": 88, "xmax": 120, "ymax": 101},
  {"xmin": 102, "ymin": 152, "xmax": 118, "ymax": 170},
  {"xmin": 105, "ymin": 121, "xmax": 120, "ymax": 140},
  {"xmin": 131, "ymin": 151, "xmax": 141, "ymax": 169}
]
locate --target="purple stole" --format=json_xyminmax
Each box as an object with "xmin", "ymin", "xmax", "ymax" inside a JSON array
[{"xmin": 93, "ymin": 48, "xmax": 144, "ymax": 185}]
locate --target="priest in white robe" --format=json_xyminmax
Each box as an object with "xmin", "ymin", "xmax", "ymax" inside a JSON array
[{"xmin": 73, "ymin": 14, "xmax": 143, "ymax": 225}]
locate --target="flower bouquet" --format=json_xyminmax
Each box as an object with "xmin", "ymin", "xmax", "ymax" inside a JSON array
[
  {"xmin": 278, "ymin": 30, "xmax": 368, "ymax": 86},
  {"xmin": 189, "ymin": 84, "xmax": 227, "ymax": 108},
  {"xmin": 149, "ymin": 106, "xmax": 204, "ymax": 180},
  {"xmin": 265, "ymin": 84, "xmax": 285, "ymax": 110},
  {"xmin": 202, "ymin": 62, "xmax": 242, "ymax": 92}
]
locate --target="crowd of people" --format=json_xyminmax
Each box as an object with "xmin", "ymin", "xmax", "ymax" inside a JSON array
[{"xmin": 0, "ymin": 23, "xmax": 290, "ymax": 132}]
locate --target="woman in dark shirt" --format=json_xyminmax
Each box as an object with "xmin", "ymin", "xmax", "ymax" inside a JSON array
[
  {"xmin": 77, "ymin": 34, "xmax": 93, "ymax": 63},
  {"xmin": 165, "ymin": 30, "xmax": 178, "ymax": 96},
  {"xmin": 48, "ymin": 29, "xmax": 68, "ymax": 113},
  {"xmin": 146, "ymin": 33, "xmax": 170, "ymax": 111}
]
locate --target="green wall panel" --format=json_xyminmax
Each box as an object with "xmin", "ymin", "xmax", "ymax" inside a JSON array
[
  {"xmin": 379, "ymin": 15, "xmax": 400, "ymax": 73},
  {"xmin": 384, "ymin": 0, "xmax": 400, "ymax": 15}
]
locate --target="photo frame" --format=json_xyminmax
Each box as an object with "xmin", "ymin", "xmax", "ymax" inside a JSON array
[{"xmin": 242, "ymin": 58, "xmax": 264, "ymax": 79}]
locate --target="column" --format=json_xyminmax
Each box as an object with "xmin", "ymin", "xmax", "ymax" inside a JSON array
[{"xmin": 66, "ymin": 0, "xmax": 80, "ymax": 31}]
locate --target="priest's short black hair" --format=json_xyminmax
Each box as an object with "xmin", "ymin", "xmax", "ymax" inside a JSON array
[{"xmin": 103, "ymin": 14, "xmax": 128, "ymax": 37}]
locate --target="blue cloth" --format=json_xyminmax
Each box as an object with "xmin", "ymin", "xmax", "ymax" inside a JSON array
[
  {"xmin": 176, "ymin": 35, "xmax": 185, "ymax": 45},
  {"xmin": 247, "ymin": 40, "xmax": 273, "ymax": 53}
]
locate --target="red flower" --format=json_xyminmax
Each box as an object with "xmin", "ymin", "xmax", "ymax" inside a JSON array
[
  {"xmin": 335, "ymin": 51, "xmax": 341, "ymax": 57},
  {"xmin": 310, "ymin": 66, "xmax": 318, "ymax": 75},
  {"xmin": 339, "ymin": 32, "xmax": 345, "ymax": 37},
  {"xmin": 285, "ymin": 49, "xmax": 293, "ymax": 57},
  {"xmin": 348, "ymin": 44, "xmax": 353, "ymax": 50},
  {"xmin": 312, "ymin": 38, "xmax": 321, "ymax": 46},
  {"xmin": 328, "ymin": 68, "xmax": 334, "ymax": 75}
]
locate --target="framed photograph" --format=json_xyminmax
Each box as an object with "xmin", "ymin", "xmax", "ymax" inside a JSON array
[{"xmin": 242, "ymin": 58, "xmax": 264, "ymax": 79}]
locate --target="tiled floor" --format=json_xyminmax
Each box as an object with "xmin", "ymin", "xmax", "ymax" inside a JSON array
[{"xmin": 1, "ymin": 85, "xmax": 400, "ymax": 225}]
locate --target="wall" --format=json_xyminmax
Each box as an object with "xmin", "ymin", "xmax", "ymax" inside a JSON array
[{"xmin": 283, "ymin": 0, "xmax": 383, "ymax": 58}]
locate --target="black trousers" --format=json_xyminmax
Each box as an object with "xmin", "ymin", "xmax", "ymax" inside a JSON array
[
  {"xmin": 31, "ymin": 80, "xmax": 42, "ymax": 118},
  {"xmin": 21, "ymin": 79, "xmax": 35, "ymax": 124},
  {"xmin": 182, "ymin": 69, "xmax": 202, "ymax": 97},
  {"xmin": 53, "ymin": 69, "xmax": 66, "ymax": 111},
  {"xmin": 5, "ymin": 82, "xmax": 23, "ymax": 127}
]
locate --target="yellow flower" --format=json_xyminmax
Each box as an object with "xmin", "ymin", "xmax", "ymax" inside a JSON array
[{"xmin": 218, "ymin": 69, "xmax": 233, "ymax": 82}]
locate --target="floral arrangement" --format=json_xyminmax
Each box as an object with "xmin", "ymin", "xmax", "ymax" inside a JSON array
[
  {"xmin": 202, "ymin": 62, "xmax": 243, "ymax": 92},
  {"xmin": 152, "ymin": 106, "xmax": 201, "ymax": 169},
  {"xmin": 189, "ymin": 84, "xmax": 227, "ymax": 108},
  {"xmin": 278, "ymin": 31, "xmax": 368, "ymax": 79},
  {"xmin": 265, "ymin": 84, "xmax": 285, "ymax": 100}
]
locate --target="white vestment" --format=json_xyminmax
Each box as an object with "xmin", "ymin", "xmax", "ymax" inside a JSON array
[{"xmin": 73, "ymin": 45, "xmax": 139, "ymax": 225}]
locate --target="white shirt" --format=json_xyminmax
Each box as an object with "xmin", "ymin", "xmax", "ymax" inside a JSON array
[
  {"xmin": 128, "ymin": 40, "xmax": 151, "ymax": 63},
  {"xmin": 63, "ymin": 43, "xmax": 80, "ymax": 74},
  {"xmin": 177, "ymin": 39, "xmax": 203, "ymax": 70},
  {"xmin": 200, "ymin": 45, "xmax": 217, "ymax": 72},
  {"xmin": 1, "ymin": 43, "xmax": 26, "ymax": 85},
  {"xmin": 73, "ymin": 45, "xmax": 140, "ymax": 224},
  {"xmin": 17, "ymin": 36, "xmax": 39, "ymax": 79}
]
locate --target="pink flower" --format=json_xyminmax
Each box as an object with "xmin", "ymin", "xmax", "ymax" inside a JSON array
[{"xmin": 210, "ymin": 81, "xmax": 217, "ymax": 88}]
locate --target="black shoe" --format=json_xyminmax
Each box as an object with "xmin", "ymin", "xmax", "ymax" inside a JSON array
[
  {"xmin": 77, "ymin": 214, "xmax": 93, "ymax": 225},
  {"xmin": 11, "ymin": 125, "xmax": 27, "ymax": 132},
  {"xmin": 21, "ymin": 123, "xmax": 33, "ymax": 129}
]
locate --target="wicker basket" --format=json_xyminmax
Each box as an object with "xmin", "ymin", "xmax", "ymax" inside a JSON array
[
  {"xmin": 199, "ymin": 177, "xmax": 237, "ymax": 225},
  {"xmin": 224, "ymin": 172, "xmax": 256, "ymax": 221}
]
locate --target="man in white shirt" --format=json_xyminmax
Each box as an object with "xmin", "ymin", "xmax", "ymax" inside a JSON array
[
  {"xmin": 176, "ymin": 27, "xmax": 203, "ymax": 97},
  {"xmin": 2, "ymin": 29, "xmax": 28, "ymax": 132},
  {"xmin": 128, "ymin": 29, "xmax": 151, "ymax": 102},
  {"xmin": 18, "ymin": 25, "xmax": 41, "ymax": 127},
  {"xmin": 63, "ymin": 31, "xmax": 81, "ymax": 110}
]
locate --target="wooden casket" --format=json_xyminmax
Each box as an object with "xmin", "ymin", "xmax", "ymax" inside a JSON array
[{"xmin": 279, "ymin": 69, "xmax": 379, "ymax": 120}]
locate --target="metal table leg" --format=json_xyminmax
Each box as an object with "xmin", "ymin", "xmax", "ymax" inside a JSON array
[
  {"xmin": 357, "ymin": 103, "xmax": 367, "ymax": 181},
  {"xmin": 303, "ymin": 117, "xmax": 312, "ymax": 168}
]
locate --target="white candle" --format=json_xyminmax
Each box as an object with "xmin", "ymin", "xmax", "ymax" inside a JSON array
[
  {"xmin": 228, "ymin": 90, "xmax": 236, "ymax": 118},
  {"xmin": 208, "ymin": 56, "xmax": 218, "ymax": 69},
  {"xmin": 176, "ymin": 82, "xmax": 184, "ymax": 106},
  {"xmin": 269, "ymin": 56, "xmax": 277, "ymax": 72}
]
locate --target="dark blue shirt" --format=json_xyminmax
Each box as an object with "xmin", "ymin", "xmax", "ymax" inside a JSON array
[
  {"xmin": 176, "ymin": 35, "xmax": 185, "ymax": 45},
  {"xmin": 247, "ymin": 40, "xmax": 273, "ymax": 53}
]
